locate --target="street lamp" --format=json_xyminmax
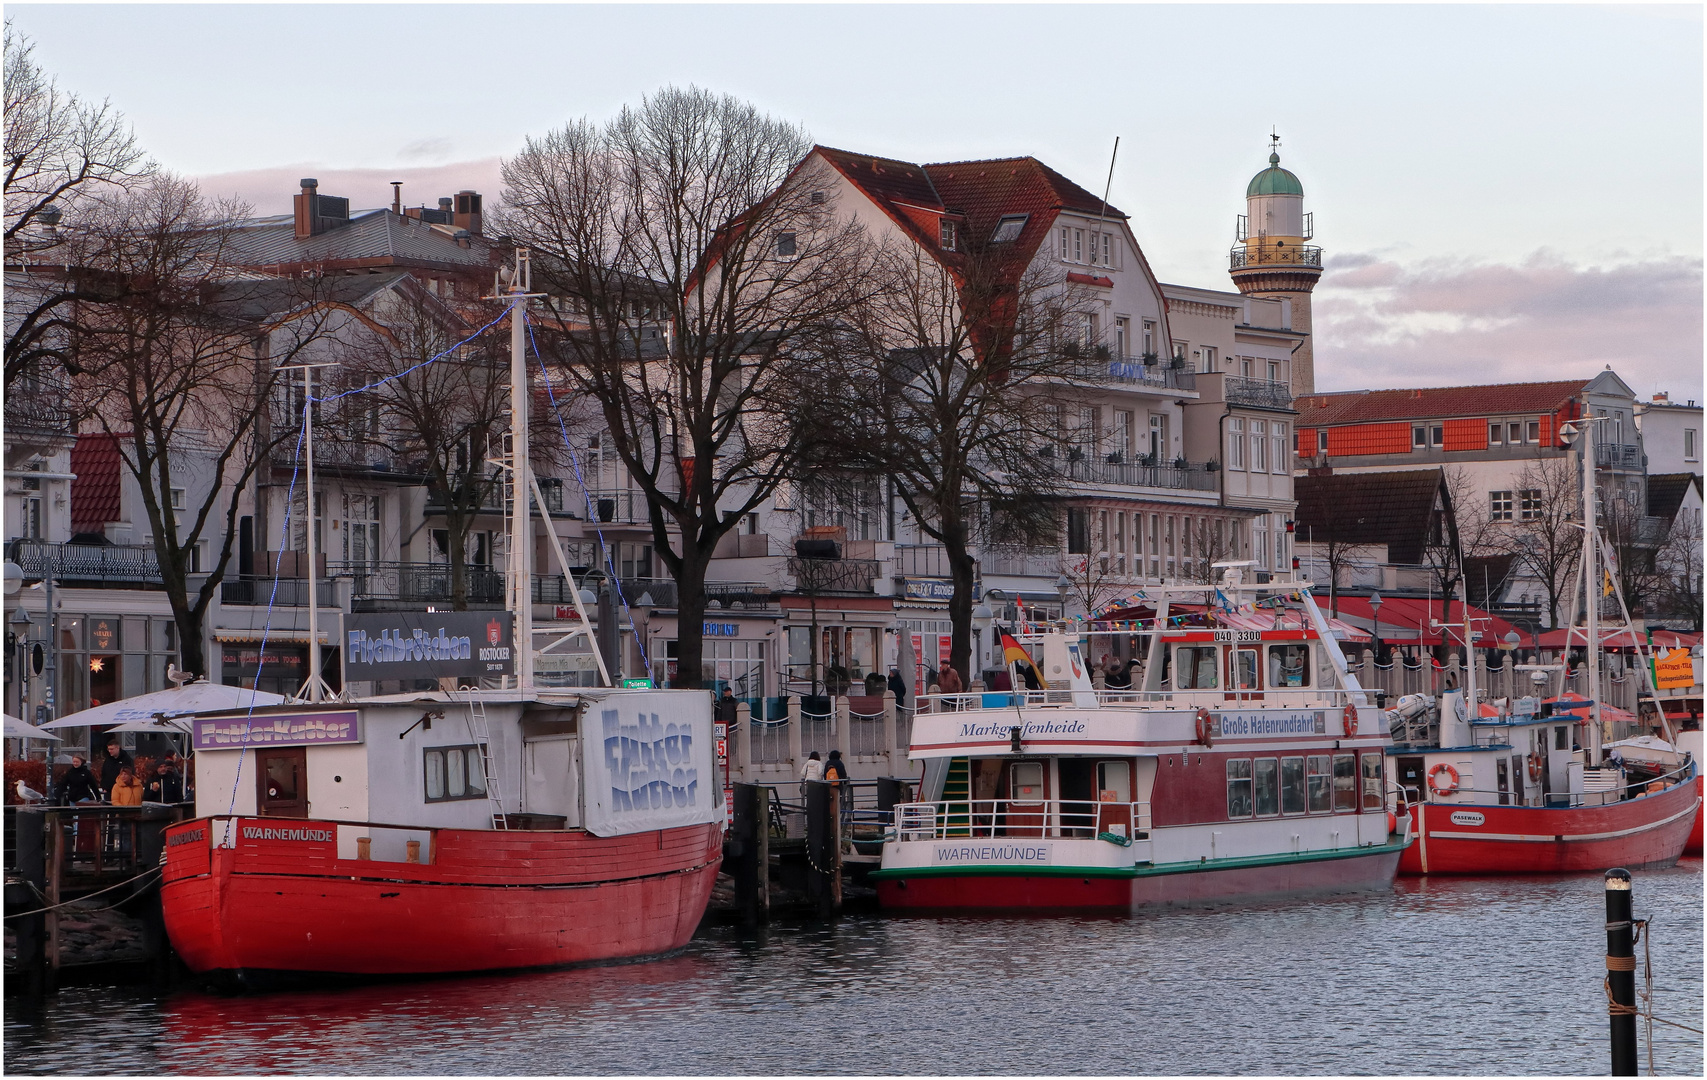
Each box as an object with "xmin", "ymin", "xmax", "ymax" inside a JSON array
[
  {"xmin": 1368, "ymin": 591, "xmax": 1383, "ymax": 658},
  {"xmin": 1055, "ymin": 574, "xmax": 1071, "ymax": 620},
  {"xmin": 971, "ymin": 602, "xmax": 993, "ymax": 673}
]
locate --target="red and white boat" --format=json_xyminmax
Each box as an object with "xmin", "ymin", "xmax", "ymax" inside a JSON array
[
  {"xmin": 873, "ymin": 571, "xmax": 1411, "ymax": 912},
  {"xmin": 161, "ymin": 689, "xmax": 724, "ymax": 985}
]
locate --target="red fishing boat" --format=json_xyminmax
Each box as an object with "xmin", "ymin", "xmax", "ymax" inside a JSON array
[{"xmin": 873, "ymin": 571, "xmax": 1411, "ymax": 912}]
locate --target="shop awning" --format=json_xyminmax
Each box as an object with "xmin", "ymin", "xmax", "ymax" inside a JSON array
[
  {"xmin": 1329, "ymin": 596, "xmax": 1523, "ymax": 648},
  {"xmin": 213, "ymin": 629, "xmax": 331, "ymax": 644},
  {"xmin": 1534, "ymin": 627, "xmax": 1701, "ymax": 650}
]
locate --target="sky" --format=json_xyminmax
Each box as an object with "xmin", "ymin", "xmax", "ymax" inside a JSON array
[{"xmin": 9, "ymin": 2, "xmax": 1703, "ymax": 399}]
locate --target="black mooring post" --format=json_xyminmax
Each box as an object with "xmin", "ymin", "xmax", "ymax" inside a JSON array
[
  {"xmin": 1605, "ymin": 868, "xmax": 1637, "ymax": 1076},
  {"xmin": 876, "ymin": 777, "xmax": 902, "ymax": 826},
  {"xmin": 805, "ymin": 779, "xmax": 834, "ymax": 918},
  {"xmin": 731, "ymin": 783, "xmax": 769, "ymax": 927},
  {"xmin": 13, "ymin": 809, "xmax": 47, "ymax": 996}
]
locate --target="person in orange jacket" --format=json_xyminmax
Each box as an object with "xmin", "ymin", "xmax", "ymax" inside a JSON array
[{"xmin": 109, "ymin": 765, "xmax": 145, "ymax": 806}]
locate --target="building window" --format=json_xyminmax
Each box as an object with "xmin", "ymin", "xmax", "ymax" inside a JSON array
[
  {"xmin": 22, "ymin": 496, "xmax": 42, "ymax": 540},
  {"xmin": 1241, "ymin": 357, "xmax": 1254, "ymax": 378},
  {"xmin": 939, "ymin": 219, "xmax": 957, "ymax": 251},
  {"xmin": 1687, "ymin": 428, "xmax": 1699, "ymax": 461},
  {"xmin": 1060, "ymin": 227, "xmax": 1070, "ymax": 261},
  {"xmin": 1280, "ymin": 756, "xmax": 1306, "ymax": 814},
  {"xmin": 1200, "ymin": 346, "xmax": 1216, "ymax": 373},
  {"xmin": 1518, "ymin": 489, "xmax": 1542, "ymax": 521},
  {"xmin": 1142, "ymin": 321, "xmax": 1155, "ymax": 355},
  {"xmin": 1252, "ymin": 519, "xmax": 1268, "ymax": 570},
  {"xmin": 1226, "ymin": 759, "xmax": 1253, "ymax": 818},
  {"xmin": 1227, "ymin": 418, "xmax": 1245, "ymax": 470},
  {"xmin": 1413, "ymin": 426, "xmax": 1427, "ymax": 448},
  {"xmin": 1333, "ymin": 754, "xmax": 1357, "ymax": 811},
  {"xmin": 1073, "ymin": 228, "xmax": 1083, "ymax": 262},
  {"xmin": 1100, "ymin": 232, "xmax": 1112, "ymax": 266},
  {"xmin": 1307, "ymin": 754, "xmax": 1332, "ymax": 812},
  {"xmin": 1250, "ymin": 420, "xmax": 1267, "ymax": 471},
  {"xmin": 1490, "ymin": 490, "xmax": 1513, "ymax": 522},
  {"xmin": 991, "ymin": 214, "xmax": 1028, "ymax": 244},
  {"xmin": 1431, "ymin": 425, "xmax": 1444, "ymax": 446},
  {"xmin": 1489, "ymin": 422, "xmax": 1503, "ymax": 445},
  {"xmin": 1526, "ymin": 420, "xmax": 1540, "ymax": 443},
  {"xmin": 1114, "ymin": 317, "xmax": 1129, "ymax": 357},
  {"xmin": 1268, "ymin": 360, "xmax": 1281, "ymax": 383},
  {"xmin": 1271, "ymin": 422, "xmax": 1288, "ymax": 474},
  {"xmin": 1318, "ymin": 429, "xmax": 1329, "ymax": 453},
  {"xmin": 1254, "ymin": 758, "xmax": 1280, "ymax": 816},
  {"xmin": 776, "ymin": 232, "xmax": 797, "ymax": 258},
  {"xmin": 1067, "ymin": 508, "xmax": 1090, "ymax": 554},
  {"xmin": 424, "ymin": 744, "xmax": 488, "ymax": 802},
  {"xmin": 1509, "ymin": 421, "xmax": 1523, "ymax": 445}
]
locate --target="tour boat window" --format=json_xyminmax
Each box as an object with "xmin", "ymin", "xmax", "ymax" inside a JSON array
[
  {"xmin": 424, "ymin": 744, "xmax": 488, "ymax": 803},
  {"xmin": 1280, "ymin": 756, "xmax": 1306, "ymax": 814},
  {"xmin": 1226, "ymin": 759, "xmax": 1253, "ymax": 818},
  {"xmin": 1231, "ymin": 649, "xmax": 1260, "ymax": 690},
  {"xmin": 1332, "ymin": 754, "xmax": 1357, "ymax": 811},
  {"xmin": 1253, "ymin": 758, "xmax": 1280, "ymax": 816},
  {"xmin": 1097, "ymin": 760, "xmax": 1132, "ymax": 802},
  {"xmin": 1268, "ymin": 644, "xmax": 1310, "ymax": 687},
  {"xmin": 1010, "ymin": 761, "xmax": 1045, "ymax": 802},
  {"xmin": 1306, "ymin": 754, "xmax": 1332, "ymax": 812},
  {"xmin": 1555, "ymin": 726, "xmax": 1568, "ymax": 751},
  {"xmin": 1496, "ymin": 757, "xmax": 1510, "ymax": 806},
  {"xmin": 1361, "ymin": 754, "xmax": 1383, "ymax": 811},
  {"xmin": 1177, "ymin": 646, "xmax": 1219, "ymax": 689}
]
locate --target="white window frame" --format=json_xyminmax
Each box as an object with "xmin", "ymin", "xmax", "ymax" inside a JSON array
[
  {"xmin": 1490, "ymin": 490, "xmax": 1514, "ymax": 522},
  {"xmin": 1271, "ymin": 422, "xmax": 1288, "ymax": 474},
  {"xmin": 1250, "ymin": 419, "xmax": 1267, "ymax": 471},
  {"xmin": 1686, "ymin": 428, "xmax": 1699, "ymax": 462}
]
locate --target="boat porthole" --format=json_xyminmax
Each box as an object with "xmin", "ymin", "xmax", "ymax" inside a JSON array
[{"xmin": 334, "ymin": 775, "xmax": 342, "ymax": 783}]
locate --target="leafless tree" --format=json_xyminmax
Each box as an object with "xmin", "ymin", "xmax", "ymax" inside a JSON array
[
  {"xmin": 499, "ymin": 86, "xmax": 876, "ymax": 688},
  {"xmin": 4, "ymin": 22, "xmax": 151, "ymax": 388},
  {"xmin": 1651, "ymin": 508, "xmax": 1703, "ymax": 630},
  {"xmin": 66, "ymin": 175, "xmax": 328, "ymax": 676},
  {"xmin": 1511, "ymin": 453, "xmax": 1584, "ymax": 628},
  {"xmin": 816, "ymin": 233, "xmax": 1095, "ymax": 683},
  {"xmin": 1419, "ymin": 472, "xmax": 1467, "ymax": 627}
]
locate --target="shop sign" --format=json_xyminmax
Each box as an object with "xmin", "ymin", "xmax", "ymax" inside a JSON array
[
  {"xmin": 903, "ymin": 578, "xmax": 955, "ymax": 602},
  {"xmin": 344, "ymin": 611, "xmax": 513, "ymax": 680},
  {"xmin": 193, "ymin": 709, "xmax": 362, "ymax": 750},
  {"xmin": 90, "ymin": 619, "xmax": 117, "ymax": 651},
  {"xmin": 704, "ymin": 622, "xmax": 739, "ymax": 637},
  {"xmin": 222, "ymin": 643, "xmax": 304, "ymax": 679},
  {"xmin": 1654, "ymin": 648, "xmax": 1694, "ymax": 690},
  {"xmin": 621, "ymin": 677, "xmax": 653, "ymax": 689},
  {"xmin": 553, "ymin": 605, "xmax": 584, "ymax": 621}
]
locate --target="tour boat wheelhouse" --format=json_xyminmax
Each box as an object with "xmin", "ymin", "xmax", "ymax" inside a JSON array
[{"xmin": 873, "ymin": 573, "xmax": 1410, "ymax": 913}]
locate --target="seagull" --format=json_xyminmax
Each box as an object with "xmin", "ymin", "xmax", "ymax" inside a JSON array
[
  {"xmin": 15, "ymin": 779, "xmax": 48, "ymax": 804},
  {"xmin": 166, "ymin": 663, "xmax": 193, "ymax": 688}
]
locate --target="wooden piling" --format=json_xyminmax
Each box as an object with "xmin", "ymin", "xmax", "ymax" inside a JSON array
[
  {"xmin": 13, "ymin": 808, "xmax": 48, "ymax": 996},
  {"xmin": 1605, "ymin": 868, "xmax": 1637, "ymax": 1076},
  {"xmin": 731, "ymin": 783, "xmax": 770, "ymax": 927},
  {"xmin": 804, "ymin": 779, "xmax": 840, "ymax": 918},
  {"xmin": 45, "ymin": 810, "xmax": 62, "ymax": 981},
  {"xmin": 876, "ymin": 777, "xmax": 903, "ymax": 828}
]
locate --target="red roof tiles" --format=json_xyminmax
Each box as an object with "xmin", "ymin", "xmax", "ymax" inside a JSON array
[
  {"xmin": 70, "ymin": 433, "xmax": 124, "ymax": 534},
  {"xmin": 1296, "ymin": 380, "xmax": 1588, "ymax": 427}
]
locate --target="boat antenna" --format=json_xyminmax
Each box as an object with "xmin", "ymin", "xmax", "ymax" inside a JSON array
[{"xmin": 279, "ymin": 358, "xmax": 340, "ymax": 705}]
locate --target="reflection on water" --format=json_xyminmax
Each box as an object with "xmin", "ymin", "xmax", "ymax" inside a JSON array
[{"xmin": 5, "ymin": 862, "xmax": 1701, "ymax": 1076}]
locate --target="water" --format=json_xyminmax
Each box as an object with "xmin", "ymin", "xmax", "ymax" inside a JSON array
[{"xmin": 6, "ymin": 862, "xmax": 1701, "ymax": 1075}]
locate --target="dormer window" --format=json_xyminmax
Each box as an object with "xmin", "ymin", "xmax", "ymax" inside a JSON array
[
  {"xmin": 939, "ymin": 219, "xmax": 957, "ymax": 251},
  {"xmin": 990, "ymin": 214, "xmax": 1027, "ymax": 244}
]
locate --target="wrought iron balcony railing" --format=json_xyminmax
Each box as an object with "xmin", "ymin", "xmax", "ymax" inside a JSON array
[
  {"xmin": 1223, "ymin": 375, "xmax": 1294, "ymax": 410},
  {"xmin": 1594, "ymin": 443, "xmax": 1644, "ymax": 470},
  {"xmin": 220, "ymin": 576, "xmax": 337, "ymax": 607},
  {"xmin": 1042, "ymin": 453, "xmax": 1220, "ymax": 492},
  {"xmin": 1229, "ymin": 245, "xmax": 1324, "ymax": 269},
  {"xmin": 7, "ymin": 540, "xmax": 162, "ymax": 584},
  {"xmin": 1066, "ymin": 355, "xmax": 1197, "ymax": 392},
  {"xmin": 788, "ymin": 557, "xmax": 881, "ymax": 595}
]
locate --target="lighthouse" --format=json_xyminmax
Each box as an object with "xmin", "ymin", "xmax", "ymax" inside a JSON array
[{"xmin": 1229, "ymin": 137, "xmax": 1323, "ymax": 395}]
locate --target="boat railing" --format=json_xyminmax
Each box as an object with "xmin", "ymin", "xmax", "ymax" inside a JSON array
[
  {"xmin": 892, "ymin": 798, "xmax": 1153, "ymax": 842},
  {"xmin": 916, "ymin": 688, "xmax": 1359, "ymax": 712},
  {"xmin": 1413, "ymin": 759, "xmax": 1696, "ymax": 810}
]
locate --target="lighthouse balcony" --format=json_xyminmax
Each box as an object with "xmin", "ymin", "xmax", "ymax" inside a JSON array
[{"xmin": 1229, "ymin": 245, "xmax": 1322, "ymax": 270}]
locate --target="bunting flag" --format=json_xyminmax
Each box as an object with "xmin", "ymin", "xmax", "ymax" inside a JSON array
[
  {"xmin": 1602, "ymin": 570, "xmax": 1615, "ymax": 598},
  {"xmin": 1000, "ymin": 631, "xmax": 1048, "ymax": 688}
]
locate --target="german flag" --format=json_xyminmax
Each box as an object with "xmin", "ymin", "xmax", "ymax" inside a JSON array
[{"xmin": 1000, "ymin": 631, "xmax": 1047, "ymax": 688}]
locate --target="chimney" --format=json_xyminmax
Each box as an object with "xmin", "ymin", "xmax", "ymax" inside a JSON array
[
  {"xmin": 294, "ymin": 178, "xmax": 320, "ymax": 239},
  {"xmin": 391, "ymin": 181, "xmax": 403, "ymax": 215},
  {"xmin": 453, "ymin": 190, "xmax": 484, "ymax": 236},
  {"xmin": 1652, "ymin": 391, "xmax": 1670, "ymax": 405}
]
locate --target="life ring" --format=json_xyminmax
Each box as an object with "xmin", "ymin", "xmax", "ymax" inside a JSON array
[
  {"xmin": 1195, "ymin": 707, "xmax": 1214, "ymax": 748},
  {"xmin": 1343, "ymin": 703, "xmax": 1359, "ymax": 737},
  {"xmin": 1527, "ymin": 751, "xmax": 1544, "ymax": 782},
  {"xmin": 1427, "ymin": 763, "xmax": 1460, "ymax": 797}
]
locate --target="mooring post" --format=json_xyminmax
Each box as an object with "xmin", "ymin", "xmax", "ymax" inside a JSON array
[
  {"xmin": 1605, "ymin": 867, "xmax": 1637, "ymax": 1076},
  {"xmin": 135, "ymin": 805, "xmax": 173, "ymax": 981},
  {"xmin": 13, "ymin": 808, "xmax": 48, "ymax": 996},
  {"xmin": 732, "ymin": 782, "xmax": 770, "ymax": 927},
  {"xmin": 877, "ymin": 776, "xmax": 902, "ymax": 832},
  {"xmin": 45, "ymin": 809, "xmax": 63, "ymax": 983},
  {"xmin": 805, "ymin": 779, "xmax": 835, "ymax": 918},
  {"xmin": 830, "ymin": 782, "xmax": 843, "ymax": 913}
]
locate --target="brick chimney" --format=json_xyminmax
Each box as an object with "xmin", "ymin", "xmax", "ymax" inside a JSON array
[
  {"xmin": 293, "ymin": 179, "xmax": 320, "ymax": 239},
  {"xmin": 453, "ymin": 190, "xmax": 483, "ymax": 236}
]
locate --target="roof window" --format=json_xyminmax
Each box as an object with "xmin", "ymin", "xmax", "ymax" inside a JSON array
[
  {"xmin": 939, "ymin": 219, "xmax": 957, "ymax": 251},
  {"xmin": 990, "ymin": 214, "xmax": 1028, "ymax": 244}
]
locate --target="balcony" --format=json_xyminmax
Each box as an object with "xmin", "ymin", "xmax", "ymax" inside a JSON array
[
  {"xmin": 4, "ymin": 377, "xmax": 77, "ymax": 438},
  {"xmin": 980, "ymin": 546, "xmax": 1062, "ymax": 577},
  {"xmin": 220, "ymin": 576, "xmax": 336, "ymax": 607},
  {"xmin": 1229, "ymin": 245, "xmax": 1324, "ymax": 270},
  {"xmin": 1067, "ymin": 355, "xmax": 1197, "ymax": 392},
  {"xmin": 576, "ymin": 488, "xmax": 654, "ymax": 524},
  {"xmin": 1594, "ymin": 443, "xmax": 1644, "ymax": 470},
  {"xmin": 326, "ymin": 561, "xmax": 504, "ymax": 609},
  {"xmin": 788, "ymin": 557, "xmax": 881, "ymax": 595},
  {"xmin": 1223, "ymin": 375, "xmax": 1294, "ymax": 411},
  {"xmin": 8, "ymin": 540, "xmax": 162, "ymax": 585},
  {"xmin": 1043, "ymin": 452, "xmax": 1219, "ymax": 492},
  {"xmin": 896, "ymin": 544, "xmax": 953, "ymax": 577}
]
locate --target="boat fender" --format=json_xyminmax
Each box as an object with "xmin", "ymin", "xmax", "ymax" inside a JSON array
[
  {"xmin": 1386, "ymin": 810, "xmax": 1397, "ymax": 834},
  {"xmin": 1195, "ymin": 707, "xmax": 1214, "ymax": 748},
  {"xmin": 1343, "ymin": 703, "xmax": 1359, "ymax": 737},
  {"xmin": 1427, "ymin": 762, "xmax": 1460, "ymax": 796},
  {"xmin": 1527, "ymin": 751, "xmax": 1544, "ymax": 781}
]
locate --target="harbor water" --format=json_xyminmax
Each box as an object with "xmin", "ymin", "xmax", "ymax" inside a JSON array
[{"xmin": 5, "ymin": 862, "xmax": 1701, "ymax": 1075}]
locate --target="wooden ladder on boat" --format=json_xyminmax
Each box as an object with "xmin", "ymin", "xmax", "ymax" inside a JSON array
[
  {"xmin": 462, "ymin": 689, "xmax": 509, "ymax": 830},
  {"xmin": 942, "ymin": 757, "xmax": 972, "ymax": 836}
]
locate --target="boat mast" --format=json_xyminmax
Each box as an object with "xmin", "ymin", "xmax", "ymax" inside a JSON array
[
  {"xmin": 283, "ymin": 359, "xmax": 339, "ymax": 704},
  {"xmin": 503, "ymin": 249, "xmax": 541, "ymax": 692},
  {"xmin": 1581, "ymin": 414, "xmax": 1601, "ymax": 757}
]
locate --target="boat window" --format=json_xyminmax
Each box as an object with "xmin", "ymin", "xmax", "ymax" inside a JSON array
[
  {"xmin": 1268, "ymin": 644, "xmax": 1310, "ymax": 687},
  {"xmin": 1177, "ymin": 646, "xmax": 1219, "ymax": 689},
  {"xmin": 1307, "ymin": 755, "xmax": 1332, "ymax": 812},
  {"xmin": 1361, "ymin": 754, "xmax": 1383, "ymax": 810},
  {"xmin": 424, "ymin": 744, "xmax": 488, "ymax": 803},
  {"xmin": 1496, "ymin": 757, "xmax": 1510, "ymax": 806},
  {"xmin": 1010, "ymin": 761, "xmax": 1045, "ymax": 801},
  {"xmin": 1253, "ymin": 758, "xmax": 1279, "ymax": 816},
  {"xmin": 1097, "ymin": 760, "xmax": 1132, "ymax": 802},
  {"xmin": 1333, "ymin": 754, "xmax": 1357, "ymax": 811},
  {"xmin": 1555, "ymin": 726, "xmax": 1568, "ymax": 751},
  {"xmin": 1280, "ymin": 756, "xmax": 1305, "ymax": 814},
  {"xmin": 1226, "ymin": 759, "xmax": 1253, "ymax": 818},
  {"xmin": 1231, "ymin": 649, "xmax": 1260, "ymax": 690}
]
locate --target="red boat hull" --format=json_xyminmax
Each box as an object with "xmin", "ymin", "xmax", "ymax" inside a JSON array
[
  {"xmin": 161, "ymin": 817, "xmax": 722, "ymax": 980},
  {"xmin": 875, "ymin": 841, "xmax": 1406, "ymax": 913},
  {"xmin": 1687, "ymin": 775, "xmax": 1704, "ymax": 855},
  {"xmin": 1398, "ymin": 781, "xmax": 1699, "ymax": 875}
]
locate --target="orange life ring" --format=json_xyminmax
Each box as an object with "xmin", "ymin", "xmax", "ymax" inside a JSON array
[
  {"xmin": 1427, "ymin": 763, "xmax": 1460, "ymax": 797},
  {"xmin": 1195, "ymin": 707, "xmax": 1214, "ymax": 748},
  {"xmin": 1343, "ymin": 703, "xmax": 1359, "ymax": 737},
  {"xmin": 1527, "ymin": 751, "xmax": 1544, "ymax": 781}
]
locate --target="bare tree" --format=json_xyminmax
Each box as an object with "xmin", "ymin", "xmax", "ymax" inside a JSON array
[
  {"xmin": 1652, "ymin": 508, "xmax": 1704, "ymax": 630},
  {"xmin": 1512, "ymin": 453, "xmax": 1584, "ymax": 628},
  {"xmin": 67, "ymin": 175, "xmax": 327, "ymax": 676},
  {"xmin": 1599, "ymin": 482, "xmax": 1670, "ymax": 616},
  {"xmin": 500, "ymin": 86, "xmax": 874, "ymax": 688},
  {"xmin": 1420, "ymin": 472, "xmax": 1467, "ymax": 626},
  {"xmin": 4, "ymin": 22, "xmax": 151, "ymax": 388},
  {"xmin": 818, "ymin": 235, "xmax": 1093, "ymax": 683}
]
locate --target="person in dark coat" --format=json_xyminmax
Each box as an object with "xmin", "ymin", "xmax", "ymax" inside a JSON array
[
  {"xmin": 98, "ymin": 741, "xmax": 133, "ymax": 800},
  {"xmin": 887, "ymin": 667, "xmax": 908, "ymax": 708},
  {"xmin": 716, "ymin": 686, "xmax": 741, "ymax": 727},
  {"xmin": 146, "ymin": 762, "xmax": 184, "ymax": 804},
  {"xmin": 55, "ymin": 754, "xmax": 101, "ymax": 805}
]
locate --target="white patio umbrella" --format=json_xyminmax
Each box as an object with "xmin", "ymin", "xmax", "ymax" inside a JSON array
[
  {"xmin": 38, "ymin": 680, "xmax": 286, "ymax": 730},
  {"xmin": 3, "ymin": 713, "xmax": 62, "ymax": 741}
]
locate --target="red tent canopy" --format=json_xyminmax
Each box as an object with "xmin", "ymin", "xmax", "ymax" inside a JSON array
[
  {"xmin": 1534, "ymin": 627, "xmax": 1701, "ymax": 650},
  {"xmin": 1329, "ymin": 596, "xmax": 1524, "ymax": 648}
]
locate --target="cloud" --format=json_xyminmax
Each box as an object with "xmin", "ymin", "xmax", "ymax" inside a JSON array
[
  {"xmin": 398, "ymin": 138, "xmax": 453, "ymax": 163},
  {"xmin": 192, "ymin": 158, "xmax": 504, "ymax": 216},
  {"xmin": 1313, "ymin": 250, "xmax": 1704, "ymax": 399}
]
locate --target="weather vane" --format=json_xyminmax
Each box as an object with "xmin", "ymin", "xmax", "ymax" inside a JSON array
[{"xmin": 1270, "ymin": 128, "xmax": 1281, "ymax": 153}]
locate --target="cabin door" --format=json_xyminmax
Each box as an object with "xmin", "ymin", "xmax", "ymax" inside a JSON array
[
  {"xmin": 255, "ymin": 747, "xmax": 308, "ymax": 818},
  {"xmin": 1057, "ymin": 758, "xmax": 1096, "ymax": 837},
  {"xmin": 1226, "ymin": 646, "xmax": 1263, "ymax": 702},
  {"xmin": 523, "ymin": 736, "xmax": 580, "ymax": 826},
  {"xmin": 1095, "ymin": 760, "xmax": 1133, "ymax": 838}
]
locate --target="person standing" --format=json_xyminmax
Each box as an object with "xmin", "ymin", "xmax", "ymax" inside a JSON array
[
  {"xmin": 54, "ymin": 754, "xmax": 100, "ymax": 805},
  {"xmin": 937, "ymin": 661, "xmax": 964, "ymax": 710},
  {"xmin": 109, "ymin": 765, "xmax": 144, "ymax": 806},
  {"xmin": 823, "ymin": 750, "xmax": 853, "ymax": 832},
  {"xmin": 145, "ymin": 762, "xmax": 184, "ymax": 804},
  {"xmin": 98, "ymin": 740, "xmax": 134, "ymax": 801},
  {"xmin": 887, "ymin": 667, "xmax": 908, "ymax": 710},
  {"xmin": 798, "ymin": 749, "xmax": 824, "ymax": 799}
]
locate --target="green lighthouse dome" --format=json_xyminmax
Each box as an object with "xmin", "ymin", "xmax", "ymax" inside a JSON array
[{"xmin": 1246, "ymin": 151, "xmax": 1304, "ymax": 198}]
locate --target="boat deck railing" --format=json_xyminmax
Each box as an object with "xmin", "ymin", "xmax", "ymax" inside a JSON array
[
  {"xmin": 1399, "ymin": 759, "xmax": 1695, "ymax": 811},
  {"xmin": 892, "ymin": 798, "xmax": 1153, "ymax": 842},
  {"xmin": 917, "ymin": 688, "xmax": 1360, "ymax": 712}
]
